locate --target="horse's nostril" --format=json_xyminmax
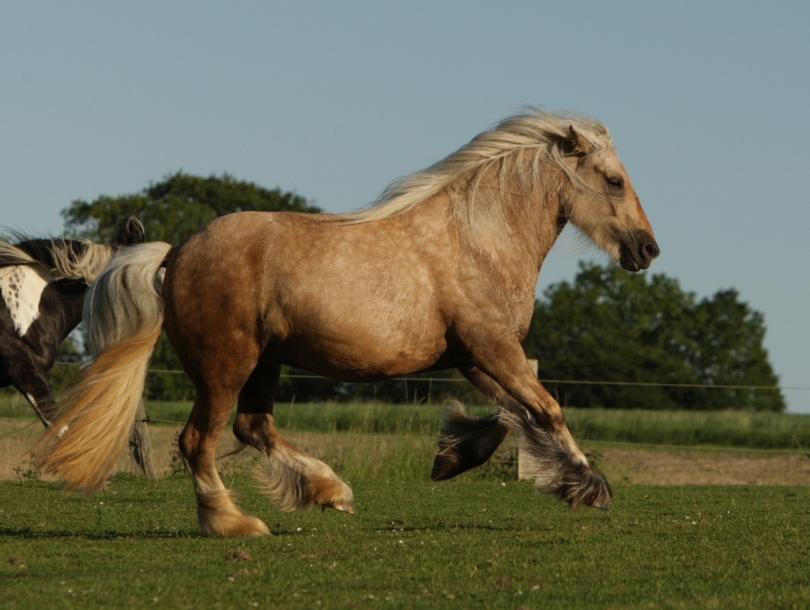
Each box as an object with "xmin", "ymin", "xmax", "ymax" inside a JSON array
[{"xmin": 642, "ymin": 243, "xmax": 660, "ymax": 260}]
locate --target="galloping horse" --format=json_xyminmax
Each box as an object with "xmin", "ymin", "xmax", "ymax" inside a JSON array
[
  {"xmin": 34, "ymin": 110, "xmax": 659, "ymax": 536},
  {"xmin": 0, "ymin": 216, "xmax": 144, "ymax": 425}
]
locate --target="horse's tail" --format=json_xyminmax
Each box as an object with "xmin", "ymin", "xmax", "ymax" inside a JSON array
[{"xmin": 31, "ymin": 242, "xmax": 173, "ymax": 493}]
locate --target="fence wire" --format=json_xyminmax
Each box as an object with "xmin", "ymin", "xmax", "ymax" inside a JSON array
[{"xmin": 51, "ymin": 361, "xmax": 809, "ymax": 392}]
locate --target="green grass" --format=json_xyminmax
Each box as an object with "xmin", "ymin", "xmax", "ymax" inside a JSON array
[
  {"xmin": 563, "ymin": 408, "xmax": 810, "ymax": 450},
  {"xmin": 152, "ymin": 400, "xmax": 810, "ymax": 449},
  {"xmin": 256, "ymin": 433, "xmax": 518, "ymax": 483},
  {"xmin": 1, "ymin": 475, "xmax": 808, "ymax": 609},
  {"xmin": 4, "ymin": 392, "xmax": 809, "ymax": 449}
]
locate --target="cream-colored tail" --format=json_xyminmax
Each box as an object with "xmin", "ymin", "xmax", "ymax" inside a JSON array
[{"xmin": 31, "ymin": 242, "xmax": 172, "ymax": 493}]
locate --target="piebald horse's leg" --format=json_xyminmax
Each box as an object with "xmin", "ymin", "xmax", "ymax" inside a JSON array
[
  {"xmin": 17, "ymin": 375, "xmax": 57, "ymax": 427},
  {"xmin": 469, "ymin": 343, "xmax": 611, "ymax": 509},
  {"xmin": 233, "ymin": 359, "xmax": 354, "ymax": 513},
  {"xmin": 179, "ymin": 386, "xmax": 270, "ymax": 537},
  {"xmin": 4, "ymin": 345, "xmax": 58, "ymax": 426}
]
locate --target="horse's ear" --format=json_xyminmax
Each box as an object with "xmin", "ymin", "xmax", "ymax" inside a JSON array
[
  {"xmin": 110, "ymin": 216, "xmax": 146, "ymax": 246},
  {"xmin": 562, "ymin": 125, "xmax": 591, "ymax": 157},
  {"xmin": 128, "ymin": 217, "xmax": 146, "ymax": 245}
]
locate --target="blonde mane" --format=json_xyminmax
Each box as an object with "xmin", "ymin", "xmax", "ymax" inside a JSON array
[
  {"xmin": 335, "ymin": 108, "xmax": 613, "ymax": 224},
  {"xmin": 0, "ymin": 237, "xmax": 114, "ymax": 284}
]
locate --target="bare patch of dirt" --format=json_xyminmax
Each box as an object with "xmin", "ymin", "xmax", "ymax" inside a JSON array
[
  {"xmin": 2, "ymin": 418, "xmax": 809, "ymax": 486},
  {"xmin": 591, "ymin": 445, "xmax": 810, "ymax": 486},
  {"xmin": 0, "ymin": 419, "xmax": 188, "ymax": 481}
]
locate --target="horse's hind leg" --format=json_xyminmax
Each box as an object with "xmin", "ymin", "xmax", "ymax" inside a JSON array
[
  {"xmin": 5, "ymin": 346, "xmax": 58, "ymax": 426},
  {"xmin": 233, "ymin": 359, "xmax": 354, "ymax": 513},
  {"xmin": 16, "ymin": 373, "xmax": 57, "ymax": 427},
  {"xmin": 179, "ymin": 385, "xmax": 270, "ymax": 537}
]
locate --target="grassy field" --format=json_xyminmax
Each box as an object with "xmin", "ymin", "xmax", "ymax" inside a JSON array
[
  {"xmin": 143, "ymin": 400, "xmax": 810, "ymax": 449},
  {"xmin": 1, "ymin": 475, "xmax": 808, "ymax": 609},
  {"xmin": 3, "ymin": 394, "xmax": 810, "ymax": 450},
  {"xmin": 168, "ymin": 400, "xmax": 810, "ymax": 449},
  {"xmin": 4, "ymin": 417, "xmax": 810, "ymax": 488},
  {"xmin": 2, "ymin": 393, "xmax": 810, "ymax": 608}
]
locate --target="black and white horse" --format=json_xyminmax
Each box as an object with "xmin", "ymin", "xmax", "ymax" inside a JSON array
[{"xmin": 0, "ymin": 216, "xmax": 144, "ymax": 426}]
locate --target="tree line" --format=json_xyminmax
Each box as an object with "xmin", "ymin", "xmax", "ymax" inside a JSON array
[
  {"xmin": 522, "ymin": 263, "xmax": 784, "ymax": 411},
  {"xmin": 57, "ymin": 173, "xmax": 785, "ymax": 411}
]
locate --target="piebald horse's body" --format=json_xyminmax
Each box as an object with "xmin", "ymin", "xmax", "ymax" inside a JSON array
[
  {"xmin": 34, "ymin": 110, "xmax": 658, "ymax": 536},
  {"xmin": 0, "ymin": 217, "xmax": 144, "ymax": 425}
]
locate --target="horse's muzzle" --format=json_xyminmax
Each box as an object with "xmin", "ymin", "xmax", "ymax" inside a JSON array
[{"xmin": 619, "ymin": 234, "xmax": 660, "ymax": 271}]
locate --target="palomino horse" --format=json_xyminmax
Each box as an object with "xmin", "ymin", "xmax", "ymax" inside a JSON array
[
  {"xmin": 34, "ymin": 110, "xmax": 658, "ymax": 536},
  {"xmin": 0, "ymin": 217, "xmax": 144, "ymax": 425}
]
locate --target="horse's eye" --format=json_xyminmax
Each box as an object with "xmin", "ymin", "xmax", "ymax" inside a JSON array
[{"xmin": 606, "ymin": 177, "xmax": 623, "ymax": 190}]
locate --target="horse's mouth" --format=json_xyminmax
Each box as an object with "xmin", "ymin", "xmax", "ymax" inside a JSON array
[
  {"xmin": 619, "ymin": 236, "xmax": 660, "ymax": 272},
  {"xmin": 619, "ymin": 252, "xmax": 641, "ymax": 272}
]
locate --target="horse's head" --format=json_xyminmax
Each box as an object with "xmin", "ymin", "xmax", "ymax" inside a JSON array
[
  {"xmin": 561, "ymin": 126, "xmax": 659, "ymax": 271},
  {"xmin": 109, "ymin": 216, "xmax": 146, "ymax": 248}
]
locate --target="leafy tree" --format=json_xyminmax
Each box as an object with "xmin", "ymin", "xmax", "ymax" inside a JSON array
[
  {"xmin": 522, "ymin": 263, "xmax": 785, "ymax": 411},
  {"xmin": 62, "ymin": 172, "xmax": 319, "ymax": 243},
  {"xmin": 62, "ymin": 173, "xmax": 321, "ymax": 400}
]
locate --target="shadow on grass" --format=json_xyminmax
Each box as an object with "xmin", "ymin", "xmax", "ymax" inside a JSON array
[
  {"xmin": 378, "ymin": 522, "xmax": 509, "ymax": 533},
  {"xmin": 0, "ymin": 526, "xmax": 201, "ymax": 540}
]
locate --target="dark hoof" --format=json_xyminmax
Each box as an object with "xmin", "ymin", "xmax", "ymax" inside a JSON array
[
  {"xmin": 564, "ymin": 468, "xmax": 612, "ymax": 510},
  {"xmin": 431, "ymin": 452, "xmax": 463, "ymax": 481},
  {"xmin": 432, "ymin": 404, "xmax": 508, "ymax": 481}
]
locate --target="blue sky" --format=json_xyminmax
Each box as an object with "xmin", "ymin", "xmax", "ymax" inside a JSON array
[{"xmin": 2, "ymin": 2, "xmax": 809, "ymax": 412}]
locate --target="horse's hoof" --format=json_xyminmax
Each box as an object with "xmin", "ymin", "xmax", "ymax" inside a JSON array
[
  {"xmin": 239, "ymin": 516, "xmax": 272, "ymax": 537},
  {"xmin": 200, "ymin": 513, "xmax": 271, "ymax": 538},
  {"xmin": 325, "ymin": 500, "xmax": 355, "ymax": 514}
]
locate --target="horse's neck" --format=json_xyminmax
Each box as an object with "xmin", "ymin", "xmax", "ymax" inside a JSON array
[
  {"xmin": 50, "ymin": 281, "xmax": 88, "ymax": 341},
  {"xmin": 452, "ymin": 165, "xmax": 567, "ymax": 283}
]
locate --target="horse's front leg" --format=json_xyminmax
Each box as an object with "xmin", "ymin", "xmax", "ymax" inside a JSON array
[
  {"xmin": 430, "ymin": 367, "xmax": 514, "ymax": 481},
  {"xmin": 470, "ymin": 342, "xmax": 611, "ymax": 509}
]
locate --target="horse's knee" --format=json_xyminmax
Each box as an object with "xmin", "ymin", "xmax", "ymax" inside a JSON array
[{"xmin": 233, "ymin": 412, "xmax": 276, "ymax": 454}]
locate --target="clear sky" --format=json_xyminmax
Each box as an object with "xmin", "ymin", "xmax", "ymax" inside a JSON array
[{"xmin": 2, "ymin": 2, "xmax": 808, "ymax": 412}]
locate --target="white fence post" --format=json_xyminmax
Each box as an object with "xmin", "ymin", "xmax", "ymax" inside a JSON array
[{"xmin": 517, "ymin": 359, "xmax": 538, "ymax": 481}]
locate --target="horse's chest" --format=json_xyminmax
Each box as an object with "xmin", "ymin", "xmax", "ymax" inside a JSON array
[{"xmin": 0, "ymin": 266, "xmax": 50, "ymax": 337}]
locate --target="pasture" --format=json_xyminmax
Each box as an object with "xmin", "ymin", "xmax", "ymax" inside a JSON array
[
  {"xmin": 3, "ymin": 398, "xmax": 810, "ymax": 485},
  {"xmin": 2, "ymin": 399, "xmax": 809, "ymax": 608},
  {"xmin": 1, "ymin": 476, "xmax": 808, "ymax": 609},
  {"xmin": 6, "ymin": 396, "xmax": 810, "ymax": 448}
]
